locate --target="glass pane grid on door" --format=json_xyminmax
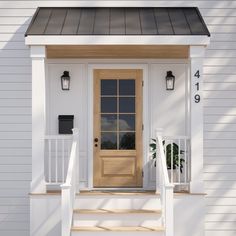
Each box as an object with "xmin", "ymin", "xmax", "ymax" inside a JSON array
[{"xmin": 100, "ymin": 79, "xmax": 136, "ymax": 150}]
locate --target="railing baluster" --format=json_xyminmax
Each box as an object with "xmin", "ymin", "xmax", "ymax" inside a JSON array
[
  {"xmin": 171, "ymin": 140, "xmax": 173, "ymax": 183},
  {"xmin": 49, "ymin": 139, "xmax": 51, "ymax": 183},
  {"xmin": 67, "ymin": 139, "xmax": 70, "ymax": 173},
  {"xmin": 178, "ymin": 139, "xmax": 181, "ymax": 183},
  {"xmin": 62, "ymin": 139, "xmax": 65, "ymax": 182},
  {"xmin": 184, "ymin": 138, "xmax": 187, "ymax": 184},
  {"xmin": 55, "ymin": 139, "xmax": 58, "ymax": 183},
  {"xmin": 188, "ymin": 139, "xmax": 190, "ymax": 183},
  {"xmin": 165, "ymin": 142, "xmax": 167, "ymax": 182}
]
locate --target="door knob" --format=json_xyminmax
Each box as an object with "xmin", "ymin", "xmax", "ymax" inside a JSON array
[{"xmin": 94, "ymin": 138, "xmax": 98, "ymax": 142}]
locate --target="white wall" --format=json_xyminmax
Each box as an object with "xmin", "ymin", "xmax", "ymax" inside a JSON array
[
  {"xmin": 149, "ymin": 64, "xmax": 187, "ymax": 137},
  {"xmin": 47, "ymin": 63, "xmax": 88, "ymax": 187},
  {"xmin": 149, "ymin": 63, "xmax": 188, "ymax": 185},
  {"xmin": 30, "ymin": 195, "xmax": 61, "ymax": 236},
  {"xmin": 0, "ymin": 1, "xmax": 235, "ymax": 235},
  {"xmin": 174, "ymin": 195, "xmax": 205, "ymax": 236}
]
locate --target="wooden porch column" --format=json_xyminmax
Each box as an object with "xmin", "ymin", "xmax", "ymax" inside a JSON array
[
  {"xmin": 189, "ymin": 46, "xmax": 205, "ymax": 193},
  {"xmin": 30, "ymin": 46, "xmax": 46, "ymax": 193}
]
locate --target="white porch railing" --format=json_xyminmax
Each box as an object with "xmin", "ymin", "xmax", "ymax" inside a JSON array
[
  {"xmin": 163, "ymin": 136, "xmax": 190, "ymax": 188},
  {"xmin": 45, "ymin": 135, "xmax": 73, "ymax": 184},
  {"xmin": 61, "ymin": 128, "xmax": 79, "ymax": 236},
  {"xmin": 156, "ymin": 129, "xmax": 174, "ymax": 236}
]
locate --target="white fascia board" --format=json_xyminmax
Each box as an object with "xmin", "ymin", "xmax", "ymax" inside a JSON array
[{"xmin": 25, "ymin": 35, "xmax": 210, "ymax": 46}]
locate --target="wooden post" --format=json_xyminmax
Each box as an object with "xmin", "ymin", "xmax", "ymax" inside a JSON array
[
  {"xmin": 189, "ymin": 46, "xmax": 205, "ymax": 193},
  {"xmin": 31, "ymin": 46, "xmax": 46, "ymax": 193},
  {"xmin": 72, "ymin": 128, "xmax": 80, "ymax": 193}
]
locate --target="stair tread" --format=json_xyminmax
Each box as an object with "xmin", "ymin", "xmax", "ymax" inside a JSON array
[
  {"xmin": 74, "ymin": 209, "xmax": 161, "ymax": 214},
  {"xmin": 71, "ymin": 226, "xmax": 165, "ymax": 232},
  {"xmin": 79, "ymin": 190, "xmax": 158, "ymax": 196}
]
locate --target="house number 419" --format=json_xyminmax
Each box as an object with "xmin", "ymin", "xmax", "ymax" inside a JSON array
[{"xmin": 194, "ymin": 70, "xmax": 200, "ymax": 103}]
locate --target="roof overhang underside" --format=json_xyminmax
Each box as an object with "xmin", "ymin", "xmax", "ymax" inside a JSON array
[{"xmin": 25, "ymin": 7, "xmax": 210, "ymax": 58}]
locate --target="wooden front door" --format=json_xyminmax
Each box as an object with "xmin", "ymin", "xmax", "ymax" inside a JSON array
[{"xmin": 93, "ymin": 69, "xmax": 143, "ymax": 187}]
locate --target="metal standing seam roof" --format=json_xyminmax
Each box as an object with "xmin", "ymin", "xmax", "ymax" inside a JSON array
[{"xmin": 25, "ymin": 7, "xmax": 210, "ymax": 36}]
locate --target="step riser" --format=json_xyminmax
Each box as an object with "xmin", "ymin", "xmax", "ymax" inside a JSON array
[
  {"xmin": 71, "ymin": 232, "xmax": 164, "ymax": 236},
  {"xmin": 75, "ymin": 197, "xmax": 161, "ymax": 210},
  {"xmin": 73, "ymin": 214, "xmax": 162, "ymax": 227}
]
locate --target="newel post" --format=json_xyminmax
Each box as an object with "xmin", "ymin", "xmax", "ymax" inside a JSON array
[
  {"xmin": 31, "ymin": 46, "xmax": 46, "ymax": 193},
  {"xmin": 189, "ymin": 46, "xmax": 205, "ymax": 193},
  {"xmin": 155, "ymin": 128, "xmax": 163, "ymax": 194},
  {"xmin": 72, "ymin": 128, "xmax": 79, "ymax": 193}
]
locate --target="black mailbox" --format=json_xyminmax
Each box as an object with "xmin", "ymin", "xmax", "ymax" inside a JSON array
[{"xmin": 58, "ymin": 115, "xmax": 74, "ymax": 134}]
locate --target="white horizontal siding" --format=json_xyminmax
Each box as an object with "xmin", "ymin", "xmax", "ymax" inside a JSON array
[
  {"xmin": 0, "ymin": 4, "xmax": 32, "ymax": 236},
  {"xmin": 202, "ymin": 3, "xmax": 236, "ymax": 232},
  {"xmin": 0, "ymin": 1, "xmax": 235, "ymax": 235}
]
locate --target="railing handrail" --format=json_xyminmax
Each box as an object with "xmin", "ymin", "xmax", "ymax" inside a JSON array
[
  {"xmin": 163, "ymin": 135, "xmax": 190, "ymax": 140},
  {"xmin": 61, "ymin": 128, "xmax": 79, "ymax": 236},
  {"xmin": 45, "ymin": 135, "xmax": 73, "ymax": 140}
]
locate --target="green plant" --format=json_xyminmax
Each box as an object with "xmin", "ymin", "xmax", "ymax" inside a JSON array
[{"xmin": 150, "ymin": 139, "xmax": 185, "ymax": 173}]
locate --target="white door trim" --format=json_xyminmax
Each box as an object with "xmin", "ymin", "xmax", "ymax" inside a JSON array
[{"xmin": 87, "ymin": 63, "xmax": 149, "ymax": 189}]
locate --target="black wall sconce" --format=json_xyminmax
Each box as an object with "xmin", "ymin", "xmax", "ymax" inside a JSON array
[
  {"xmin": 61, "ymin": 71, "xmax": 70, "ymax": 90},
  {"xmin": 166, "ymin": 71, "xmax": 175, "ymax": 90}
]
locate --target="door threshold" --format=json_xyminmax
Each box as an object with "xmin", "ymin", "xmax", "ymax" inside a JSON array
[
  {"xmin": 91, "ymin": 188, "xmax": 145, "ymax": 191},
  {"xmin": 80, "ymin": 189, "xmax": 156, "ymax": 195}
]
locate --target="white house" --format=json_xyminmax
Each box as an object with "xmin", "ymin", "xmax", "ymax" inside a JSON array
[{"xmin": 0, "ymin": 1, "xmax": 235, "ymax": 236}]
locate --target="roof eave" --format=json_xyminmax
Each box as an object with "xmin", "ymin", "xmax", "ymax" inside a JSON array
[{"xmin": 25, "ymin": 35, "xmax": 210, "ymax": 46}]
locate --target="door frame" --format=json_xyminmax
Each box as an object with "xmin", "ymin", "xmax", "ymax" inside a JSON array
[{"xmin": 88, "ymin": 63, "xmax": 149, "ymax": 189}]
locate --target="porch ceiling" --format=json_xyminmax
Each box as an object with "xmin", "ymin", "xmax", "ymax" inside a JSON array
[{"xmin": 46, "ymin": 45, "xmax": 189, "ymax": 59}]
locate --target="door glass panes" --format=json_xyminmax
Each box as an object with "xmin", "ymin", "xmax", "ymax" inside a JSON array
[
  {"xmin": 119, "ymin": 79, "xmax": 135, "ymax": 95},
  {"xmin": 101, "ymin": 115, "xmax": 117, "ymax": 131},
  {"xmin": 101, "ymin": 132, "xmax": 117, "ymax": 149},
  {"xmin": 101, "ymin": 79, "xmax": 117, "ymax": 95},
  {"xmin": 100, "ymin": 79, "xmax": 136, "ymax": 150},
  {"xmin": 101, "ymin": 97, "xmax": 117, "ymax": 113},
  {"xmin": 119, "ymin": 114, "xmax": 135, "ymax": 131},
  {"xmin": 119, "ymin": 132, "xmax": 135, "ymax": 150},
  {"xmin": 119, "ymin": 97, "xmax": 135, "ymax": 113}
]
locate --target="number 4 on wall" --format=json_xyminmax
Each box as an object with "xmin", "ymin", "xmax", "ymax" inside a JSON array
[{"xmin": 194, "ymin": 70, "xmax": 200, "ymax": 78}]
